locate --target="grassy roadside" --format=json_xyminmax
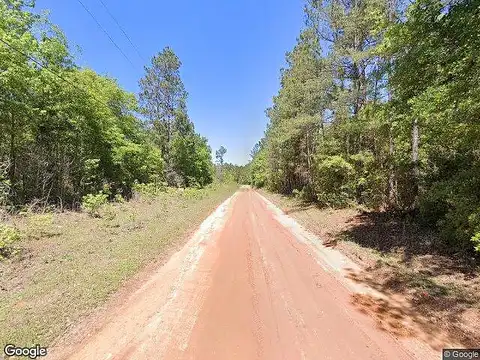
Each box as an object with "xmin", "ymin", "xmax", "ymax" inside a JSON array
[
  {"xmin": 0, "ymin": 184, "xmax": 237, "ymax": 349},
  {"xmin": 259, "ymin": 189, "xmax": 480, "ymax": 349}
]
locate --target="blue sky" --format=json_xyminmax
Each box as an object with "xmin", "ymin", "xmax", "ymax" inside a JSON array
[{"xmin": 35, "ymin": 0, "xmax": 305, "ymax": 165}]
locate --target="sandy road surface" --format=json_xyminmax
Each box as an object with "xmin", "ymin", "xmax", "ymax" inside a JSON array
[{"xmin": 49, "ymin": 188, "xmax": 436, "ymax": 360}]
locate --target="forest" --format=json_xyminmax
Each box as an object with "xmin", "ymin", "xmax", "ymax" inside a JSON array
[
  {"xmin": 2, "ymin": 0, "xmax": 480, "ymax": 255},
  {"xmin": 0, "ymin": 0, "xmax": 216, "ymax": 211},
  {"xmin": 249, "ymin": 0, "xmax": 480, "ymax": 253}
]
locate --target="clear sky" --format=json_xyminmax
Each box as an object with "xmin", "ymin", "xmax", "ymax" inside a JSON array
[{"xmin": 35, "ymin": 0, "xmax": 305, "ymax": 165}]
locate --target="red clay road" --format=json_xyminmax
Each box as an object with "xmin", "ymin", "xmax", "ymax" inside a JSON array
[{"xmin": 50, "ymin": 189, "xmax": 435, "ymax": 360}]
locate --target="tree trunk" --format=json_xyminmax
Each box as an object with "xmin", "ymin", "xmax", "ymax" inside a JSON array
[
  {"xmin": 388, "ymin": 124, "xmax": 396, "ymax": 207},
  {"xmin": 8, "ymin": 112, "xmax": 16, "ymax": 191},
  {"xmin": 386, "ymin": 1, "xmax": 397, "ymax": 208},
  {"xmin": 411, "ymin": 118, "xmax": 420, "ymax": 208},
  {"xmin": 306, "ymin": 131, "xmax": 313, "ymax": 186}
]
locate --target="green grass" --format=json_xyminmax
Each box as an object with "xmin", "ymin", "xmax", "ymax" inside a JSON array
[{"xmin": 0, "ymin": 183, "xmax": 237, "ymax": 349}]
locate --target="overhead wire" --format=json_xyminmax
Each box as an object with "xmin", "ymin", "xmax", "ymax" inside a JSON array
[
  {"xmin": 97, "ymin": 0, "xmax": 145, "ymax": 62},
  {"xmin": 0, "ymin": 37, "xmax": 107, "ymax": 107},
  {"xmin": 75, "ymin": 0, "xmax": 137, "ymax": 69}
]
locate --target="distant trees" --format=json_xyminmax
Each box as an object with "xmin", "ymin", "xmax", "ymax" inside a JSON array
[
  {"xmin": 215, "ymin": 146, "xmax": 227, "ymax": 182},
  {"xmin": 0, "ymin": 1, "xmax": 214, "ymax": 208},
  {"xmin": 222, "ymin": 163, "xmax": 249, "ymax": 185},
  {"xmin": 211, "ymin": 147, "xmax": 250, "ymax": 185},
  {"xmin": 250, "ymin": 0, "xmax": 480, "ymax": 253},
  {"xmin": 215, "ymin": 146, "xmax": 227, "ymax": 166}
]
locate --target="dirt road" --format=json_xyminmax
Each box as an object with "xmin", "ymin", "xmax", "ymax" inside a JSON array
[{"xmin": 49, "ymin": 189, "xmax": 436, "ymax": 360}]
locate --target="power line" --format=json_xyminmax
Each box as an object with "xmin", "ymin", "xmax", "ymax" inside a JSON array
[
  {"xmin": 97, "ymin": 0, "xmax": 145, "ymax": 62},
  {"xmin": 75, "ymin": 0, "xmax": 137, "ymax": 69},
  {"xmin": 0, "ymin": 37, "xmax": 106, "ymax": 107}
]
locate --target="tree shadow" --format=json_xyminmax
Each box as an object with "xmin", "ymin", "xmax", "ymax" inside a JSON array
[
  {"xmin": 337, "ymin": 212, "xmax": 480, "ymax": 348},
  {"xmin": 341, "ymin": 212, "xmax": 431, "ymax": 253},
  {"xmin": 339, "ymin": 211, "xmax": 478, "ymax": 271},
  {"xmin": 347, "ymin": 267, "xmax": 480, "ymax": 349},
  {"xmin": 284, "ymin": 203, "xmax": 317, "ymax": 215},
  {"xmin": 270, "ymin": 193, "xmax": 318, "ymax": 216}
]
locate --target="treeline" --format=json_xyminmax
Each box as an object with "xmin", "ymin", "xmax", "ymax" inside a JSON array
[
  {"xmin": 221, "ymin": 163, "xmax": 249, "ymax": 185},
  {"xmin": 250, "ymin": 0, "xmax": 480, "ymax": 253},
  {"xmin": 0, "ymin": 1, "xmax": 214, "ymax": 209}
]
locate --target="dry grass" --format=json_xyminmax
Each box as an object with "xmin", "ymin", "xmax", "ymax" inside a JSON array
[
  {"xmin": 0, "ymin": 184, "xmax": 237, "ymax": 349},
  {"xmin": 260, "ymin": 189, "xmax": 480, "ymax": 349}
]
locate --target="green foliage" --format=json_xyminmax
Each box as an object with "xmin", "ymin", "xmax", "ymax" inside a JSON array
[
  {"xmin": 221, "ymin": 163, "xmax": 249, "ymax": 185},
  {"xmin": 26, "ymin": 213, "xmax": 57, "ymax": 239},
  {"xmin": 314, "ymin": 156, "xmax": 355, "ymax": 207},
  {"xmin": 138, "ymin": 47, "xmax": 214, "ymax": 188},
  {"xmin": 214, "ymin": 146, "xmax": 228, "ymax": 182},
  {"xmin": 468, "ymin": 210, "xmax": 480, "ymax": 251},
  {"xmin": 0, "ymin": 223, "xmax": 21, "ymax": 258},
  {"xmin": 132, "ymin": 181, "xmax": 167, "ymax": 198},
  {"xmin": 81, "ymin": 192, "xmax": 108, "ymax": 217},
  {"xmin": 349, "ymin": 151, "xmax": 386, "ymax": 208},
  {"xmin": 249, "ymin": 145, "xmax": 268, "ymax": 188},
  {"xmin": 181, "ymin": 187, "xmax": 208, "ymax": 200},
  {"xmin": 471, "ymin": 232, "xmax": 480, "ymax": 254},
  {"xmin": 0, "ymin": 162, "xmax": 10, "ymax": 207},
  {"xmin": 171, "ymin": 133, "xmax": 214, "ymax": 188},
  {"xmin": 0, "ymin": 2, "xmax": 212, "ymax": 212},
  {"xmin": 215, "ymin": 146, "xmax": 227, "ymax": 166},
  {"xmin": 250, "ymin": 0, "xmax": 480, "ymax": 253},
  {"xmin": 99, "ymin": 204, "xmax": 117, "ymax": 221},
  {"xmin": 139, "ymin": 47, "xmax": 187, "ymax": 155}
]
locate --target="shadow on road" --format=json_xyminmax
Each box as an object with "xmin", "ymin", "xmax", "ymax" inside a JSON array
[
  {"xmin": 339, "ymin": 212, "xmax": 480, "ymax": 349},
  {"xmin": 347, "ymin": 268, "xmax": 480, "ymax": 350},
  {"xmin": 259, "ymin": 192, "xmax": 480, "ymax": 349}
]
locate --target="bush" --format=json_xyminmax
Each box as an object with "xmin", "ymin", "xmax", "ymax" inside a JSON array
[
  {"xmin": 349, "ymin": 151, "xmax": 386, "ymax": 208},
  {"xmin": 0, "ymin": 223, "xmax": 21, "ymax": 258},
  {"xmin": 181, "ymin": 187, "xmax": 206, "ymax": 200},
  {"xmin": 435, "ymin": 201, "xmax": 480, "ymax": 253},
  {"xmin": 0, "ymin": 161, "xmax": 10, "ymax": 206},
  {"xmin": 471, "ymin": 232, "xmax": 480, "ymax": 253},
  {"xmin": 132, "ymin": 181, "xmax": 167, "ymax": 198},
  {"xmin": 292, "ymin": 185, "xmax": 315, "ymax": 202},
  {"xmin": 469, "ymin": 211, "xmax": 480, "ymax": 253},
  {"xmin": 99, "ymin": 204, "xmax": 117, "ymax": 221},
  {"xmin": 419, "ymin": 176, "xmax": 480, "ymax": 253},
  {"xmin": 81, "ymin": 192, "xmax": 109, "ymax": 217},
  {"xmin": 27, "ymin": 213, "xmax": 57, "ymax": 239},
  {"xmin": 314, "ymin": 155, "xmax": 355, "ymax": 207}
]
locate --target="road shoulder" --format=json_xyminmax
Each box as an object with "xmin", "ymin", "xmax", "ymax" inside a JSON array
[{"xmin": 257, "ymin": 189, "xmax": 468, "ymax": 358}]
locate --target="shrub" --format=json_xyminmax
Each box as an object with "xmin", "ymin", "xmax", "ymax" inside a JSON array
[
  {"xmin": 349, "ymin": 151, "xmax": 386, "ymax": 208},
  {"xmin": 314, "ymin": 155, "xmax": 355, "ymax": 207},
  {"xmin": 292, "ymin": 185, "xmax": 315, "ymax": 202},
  {"xmin": 81, "ymin": 192, "xmax": 108, "ymax": 217},
  {"xmin": 471, "ymin": 232, "xmax": 480, "ymax": 253},
  {"xmin": 182, "ymin": 187, "xmax": 206, "ymax": 200},
  {"xmin": 0, "ymin": 161, "xmax": 10, "ymax": 206},
  {"xmin": 0, "ymin": 223, "xmax": 21, "ymax": 258},
  {"xmin": 132, "ymin": 181, "xmax": 167, "ymax": 198},
  {"xmin": 27, "ymin": 213, "xmax": 57, "ymax": 239},
  {"xmin": 469, "ymin": 211, "xmax": 480, "ymax": 253},
  {"xmin": 99, "ymin": 204, "xmax": 117, "ymax": 221}
]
